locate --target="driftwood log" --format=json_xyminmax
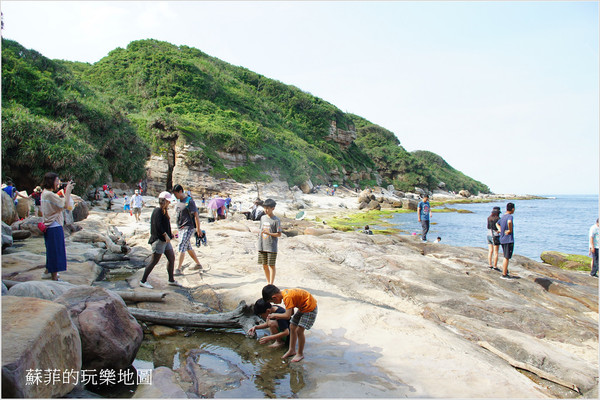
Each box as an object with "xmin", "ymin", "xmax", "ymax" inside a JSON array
[
  {"xmin": 128, "ymin": 301, "xmax": 262, "ymax": 336},
  {"xmin": 478, "ymin": 341, "xmax": 581, "ymax": 393},
  {"xmin": 112, "ymin": 291, "xmax": 166, "ymax": 303}
]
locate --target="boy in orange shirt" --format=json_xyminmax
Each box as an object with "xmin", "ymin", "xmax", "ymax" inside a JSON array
[{"xmin": 262, "ymin": 284, "xmax": 318, "ymax": 362}]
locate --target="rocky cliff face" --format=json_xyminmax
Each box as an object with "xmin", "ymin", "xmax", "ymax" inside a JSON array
[
  {"xmin": 145, "ymin": 144, "xmax": 246, "ymax": 196},
  {"xmin": 326, "ymin": 120, "xmax": 357, "ymax": 150}
]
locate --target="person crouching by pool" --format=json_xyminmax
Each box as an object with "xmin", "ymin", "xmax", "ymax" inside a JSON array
[
  {"xmin": 247, "ymin": 298, "xmax": 290, "ymax": 348},
  {"xmin": 41, "ymin": 173, "xmax": 74, "ymax": 281},
  {"xmin": 262, "ymin": 284, "xmax": 317, "ymax": 362},
  {"xmin": 139, "ymin": 191, "xmax": 180, "ymax": 289}
]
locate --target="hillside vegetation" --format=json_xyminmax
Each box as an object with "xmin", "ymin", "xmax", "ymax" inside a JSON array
[{"xmin": 2, "ymin": 38, "xmax": 490, "ymax": 195}]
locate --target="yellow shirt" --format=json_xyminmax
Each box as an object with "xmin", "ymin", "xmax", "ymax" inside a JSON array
[{"xmin": 282, "ymin": 288, "xmax": 317, "ymax": 313}]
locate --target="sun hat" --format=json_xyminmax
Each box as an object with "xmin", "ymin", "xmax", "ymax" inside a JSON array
[{"xmin": 158, "ymin": 191, "xmax": 173, "ymax": 201}]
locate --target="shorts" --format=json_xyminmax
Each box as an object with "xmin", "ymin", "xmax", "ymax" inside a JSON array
[
  {"xmin": 124, "ymin": 204, "xmax": 131, "ymax": 211},
  {"xmin": 487, "ymin": 235, "xmax": 500, "ymax": 246},
  {"xmin": 501, "ymin": 243, "xmax": 514, "ymax": 259},
  {"xmin": 290, "ymin": 306, "xmax": 318, "ymax": 330},
  {"xmin": 258, "ymin": 251, "xmax": 277, "ymax": 266},
  {"xmin": 133, "ymin": 207, "xmax": 141, "ymax": 215},
  {"xmin": 152, "ymin": 240, "xmax": 173, "ymax": 255},
  {"xmin": 178, "ymin": 227, "xmax": 194, "ymax": 252}
]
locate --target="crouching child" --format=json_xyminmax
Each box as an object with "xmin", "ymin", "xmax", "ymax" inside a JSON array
[
  {"xmin": 247, "ymin": 299, "xmax": 290, "ymax": 348},
  {"xmin": 262, "ymin": 284, "xmax": 318, "ymax": 362}
]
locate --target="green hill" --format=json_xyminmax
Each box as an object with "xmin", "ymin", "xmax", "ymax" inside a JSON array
[{"xmin": 1, "ymin": 38, "xmax": 490, "ymax": 195}]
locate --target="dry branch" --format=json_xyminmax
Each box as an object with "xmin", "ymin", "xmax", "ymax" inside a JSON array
[{"xmin": 128, "ymin": 300, "xmax": 262, "ymax": 335}]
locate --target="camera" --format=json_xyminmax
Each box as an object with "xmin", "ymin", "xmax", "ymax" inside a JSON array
[{"xmin": 59, "ymin": 179, "xmax": 72, "ymax": 191}]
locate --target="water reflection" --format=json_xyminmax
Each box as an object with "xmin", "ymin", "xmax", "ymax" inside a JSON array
[{"xmin": 134, "ymin": 327, "xmax": 413, "ymax": 398}]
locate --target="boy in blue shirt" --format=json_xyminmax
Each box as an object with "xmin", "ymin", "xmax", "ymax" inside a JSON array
[
  {"xmin": 496, "ymin": 202, "xmax": 515, "ymax": 279},
  {"xmin": 247, "ymin": 298, "xmax": 290, "ymax": 348},
  {"xmin": 417, "ymin": 194, "xmax": 431, "ymax": 241}
]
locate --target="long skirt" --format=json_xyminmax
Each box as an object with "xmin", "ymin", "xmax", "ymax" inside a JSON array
[{"xmin": 45, "ymin": 225, "xmax": 67, "ymax": 273}]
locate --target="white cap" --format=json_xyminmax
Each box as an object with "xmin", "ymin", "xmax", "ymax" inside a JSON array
[
  {"xmin": 158, "ymin": 191, "xmax": 173, "ymax": 201},
  {"xmin": 134, "ymin": 189, "xmax": 139, "ymax": 194}
]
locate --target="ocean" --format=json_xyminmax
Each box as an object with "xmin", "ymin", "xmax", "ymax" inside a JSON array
[{"xmin": 386, "ymin": 195, "xmax": 599, "ymax": 261}]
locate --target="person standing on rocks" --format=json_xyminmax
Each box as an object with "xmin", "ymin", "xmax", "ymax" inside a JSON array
[
  {"xmin": 487, "ymin": 206, "xmax": 502, "ymax": 270},
  {"xmin": 130, "ymin": 189, "xmax": 145, "ymax": 222},
  {"xmin": 258, "ymin": 199, "xmax": 282, "ymax": 285},
  {"xmin": 41, "ymin": 173, "xmax": 74, "ymax": 281},
  {"xmin": 417, "ymin": 194, "xmax": 431, "ymax": 241},
  {"xmin": 496, "ymin": 202, "xmax": 515, "ymax": 279},
  {"xmin": 139, "ymin": 191, "xmax": 180, "ymax": 288},
  {"xmin": 588, "ymin": 218, "xmax": 599, "ymax": 278},
  {"xmin": 173, "ymin": 184, "xmax": 203, "ymax": 275}
]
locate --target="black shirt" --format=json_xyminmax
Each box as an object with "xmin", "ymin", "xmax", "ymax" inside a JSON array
[{"xmin": 149, "ymin": 208, "xmax": 173, "ymax": 244}]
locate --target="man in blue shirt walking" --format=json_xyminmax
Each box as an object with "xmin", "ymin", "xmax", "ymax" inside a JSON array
[{"xmin": 496, "ymin": 202, "xmax": 515, "ymax": 279}]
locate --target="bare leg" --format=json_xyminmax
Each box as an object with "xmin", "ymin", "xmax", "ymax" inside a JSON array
[
  {"xmin": 269, "ymin": 265, "xmax": 276, "ymax": 284},
  {"xmin": 493, "ymin": 246, "xmax": 499, "ymax": 269},
  {"xmin": 263, "ymin": 264, "xmax": 270, "ymax": 283},
  {"xmin": 291, "ymin": 326, "xmax": 306, "ymax": 362},
  {"xmin": 282, "ymin": 324, "xmax": 297, "ymax": 359},
  {"xmin": 487, "ymin": 244, "xmax": 493, "ymax": 266},
  {"xmin": 502, "ymin": 258, "xmax": 509, "ymax": 276},
  {"xmin": 268, "ymin": 320, "xmax": 284, "ymax": 347},
  {"xmin": 187, "ymin": 249, "xmax": 201, "ymax": 265},
  {"xmin": 51, "ymin": 272, "xmax": 59, "ymax": 281}
]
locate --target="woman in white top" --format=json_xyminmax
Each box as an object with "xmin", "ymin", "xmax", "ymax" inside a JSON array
[{"xmin": 40, "ymin": 172, "xmax": 74, "ymax": 281}]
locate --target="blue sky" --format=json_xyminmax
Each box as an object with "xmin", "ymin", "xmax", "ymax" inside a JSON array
[{"xmin": 1, "ymin": 1, "xmax": 598, "ymax": 195}]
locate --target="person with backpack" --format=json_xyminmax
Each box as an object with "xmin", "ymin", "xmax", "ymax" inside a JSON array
[{"xmin": 173, "ymin": 184, "xmax": 203, "ymax": 275}]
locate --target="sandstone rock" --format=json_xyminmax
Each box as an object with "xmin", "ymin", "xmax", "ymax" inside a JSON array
[
  {"xmin": 54, "ymin": 286, "xmax": 143, "ymax": 370},
  {"xmin": 16, "ymin": 193, "xmax": 31, "ymax": 219},
  {"xmin": 2, "ymin": 282, "xmax": 7, "ymax": 295},
  {"xmin": 459, "ymin": 190, "xmax": 471, "ymax": 198},
  {"xmin": 325, "ymin": 121, "xmax": 357, "ymax": 150},
  {"xmin": 540, "ymin": 251, "xmax": 591, "ymax": 271},
  {"xmin": 10, "ymin": 216, "xmax": 44, "ymax": 237},
  {"xmin": 72, "ymin": 199, "xmax": 89, "ymax": 222},
  {"xmin": 299, "ymin": 180, "xmax": 314, "ymax": 194},
  {"xmin": 304, "ymin": 227, "xmax": 336, "ymax": 236},
  {"xmin": 402, "ymin": 199, "xmax": 418, "ymax": 211},
  {"xmin": 8, "ymin": 280, "xmax": 76, "ymax": 301},
  {"xmin": 367, "ymin": 200, "xmax": 381, "ymax": 211},
  {"xmin": 2, "ymin": 221, "xmax": 13, "ymax": 251},
  {"xmin": 358, "ymin": 201, "xmax": 369, "ymax": 210},
  {"xmin": 132, "ymin": 367, "xmax": 187, "ymax": 398},
  {"xmin": 358, "ymin": 189, "xmax": 374, "ymax": 204},
  {"xmin": 2, "ymin": 296, "xmax": 81, "ymax": 398},
  {"xmin": 150, "ymin": 325, "xmax": 179, "ymax": 337},
  {"xmin": 11, "ymin": 229, "xmax": 31, "ymax": 240},
  {"xmin": 1, "ymin": 191, "xmax": 18, "ymax": 225},
  {"xmin": 391, "ymin": 201, "xmax": 403, "ymax": 208}
]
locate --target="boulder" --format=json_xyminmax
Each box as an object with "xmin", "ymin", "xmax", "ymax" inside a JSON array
[
  {"xmin": 402, "ymin": 199, "xmax": 418, "ymax": 211},
  {"xmin": 1, "ymin": 191, "xmax": 18, "ymax": 225},
  {"xmin": 10, "ymin": 216, "xmax": 44, "ymax": 237},
  {"xmin": 304, "ymin": 227, "xmax": 336, "ymax": 236},
  {"xmin": 54, "ymin": 286, "xmax": 143, "ymax": 370},
  {"xmin": 72, "ymin": 199, "xmax": 89, "ymax": 222},
  {"xmin": 358, "ymin": 201, "xmax": 369, "ymax": 210},
  {"xmin": 8, "ymin": 280, "xmax": 76, "ymax": 301},
  {"xmin": 11, "ymin": 230, "xmax": 31, "ymax": 240},
  {"xmin": 2, "ymin": 296, "xmax": 81, "ymax": 398},
  {"xmin": 367, "ymin": 200, "xmax": 381, "ymax": 211},
  {"xmin": 438, "ymin": 181, "xmax": 446, "ymax": 189},
  {"xmin": 299, "ymin": 180, "xmax": 314, "ymax": 194},
  {"xmin": 459, "ymin": 190, "xmax": 471, "ymax": 198},
  {"xmin": 2, "ymin": 221, "xmax": 13, "ymax": 251},
  {"xmin": 1, "ymin": 282, "xmax": 7, "ymax": 295},
  {"xmin": 132, "ymin": 367, "xmax": 187, "ymax": 398},
  {"xmin": 358, "ymin": 190, "xmax": 374, "ymax": 204},
  {"xmin": 540, "ymin": 251, "xmax": 591, "ymax": 271},
  {"xmin": 16, "ymin": 193, "xmax": 31, "ymax": 219}
]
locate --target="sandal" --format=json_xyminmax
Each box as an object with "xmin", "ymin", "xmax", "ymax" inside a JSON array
[{"xmin": 174, "ymin": 269, "xmax": 183, "ymax": 276}]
